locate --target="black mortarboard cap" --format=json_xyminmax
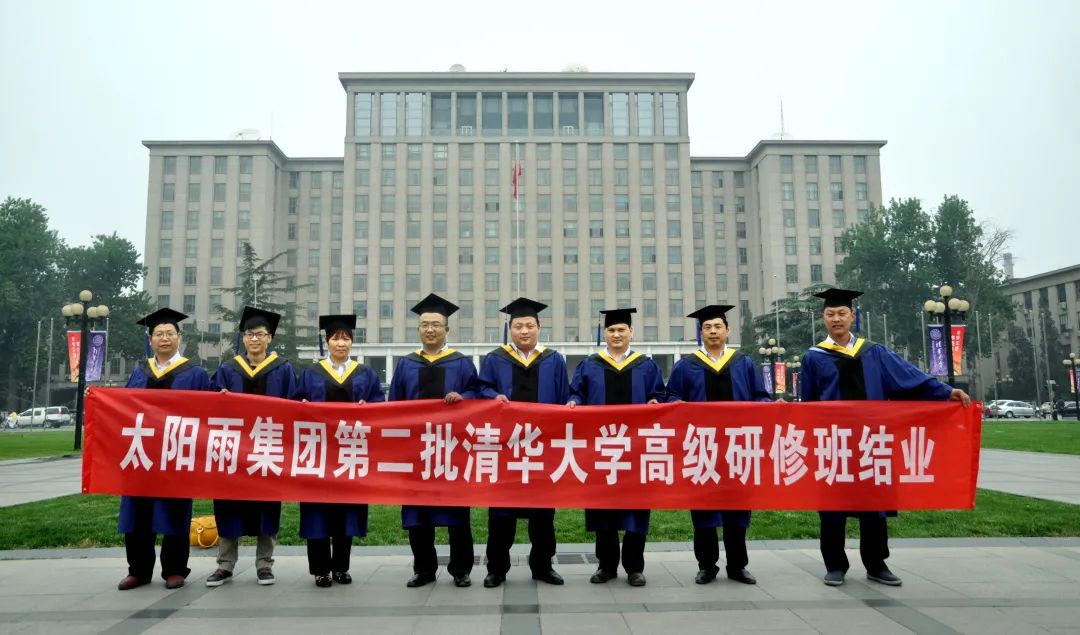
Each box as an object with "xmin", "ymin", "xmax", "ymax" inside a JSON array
[
  {"xmin": 600, "ymin": 307, "xmax": 636, "ymax": 328},
  {"xmin": 813, "ymin": 287, "xmax": 864, "ymax": 308},
  {"xmin": 500, "ymin": 297, "xmax": 548, "ymax": 320},
  {"xmin": 238, "ymin": 306, "xmax": 281, "ymax": 336},
  {"xmin": 319, "ymin": 314, "xmax": 357, "ymax": 335},
  {"xmin": 136, "ymin": 308, "xmax": 188, "ymax": 331},
  {"xmin": 410, "ymin": 293, "xmax": 459, "ymax": 318},
  {"xmin": 687, "ymin": 304, "xmax": 735, "ymax": 324}
]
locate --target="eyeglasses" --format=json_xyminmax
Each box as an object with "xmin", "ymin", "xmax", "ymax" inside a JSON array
[
  {"xmin": 419, "ymin": 322, "xmax": 445, "ymax": 331},
  {"xmin": 244, "ymin": 331, "xmax": 271, "ymax": 340},
  {"xmin": 151, "ymin": 331, "xmax": 178, "ymax": 339}
]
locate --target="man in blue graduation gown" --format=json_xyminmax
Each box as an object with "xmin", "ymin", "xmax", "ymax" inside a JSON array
[
  {"xmin": 800, "ymin": 288, "xmax": 971, "ymax": 588},
  {"xmin": 477, "ymin": 298, "xmax": 568, "ymax": 588},
  {"xmin": 117, "ymin": 308, "xmax": 211, "ymax": 591},
  {"xmin": 390, "ymin": 293, "xmax": 480, "ymax": 588},
  {"xmin": 667, "ymin": 304, "xmax": 770, "ymax": 586},
  {"xmin": 568, "ymin": 308, "xmax": 665, "ymax": 587},
  {"xmin": 205, "ymin": 307, "xmax": 296, "ymax": 588},
  {"xmin": 293, "ymin": 314, "xmax": 385, "ymax": 587}
]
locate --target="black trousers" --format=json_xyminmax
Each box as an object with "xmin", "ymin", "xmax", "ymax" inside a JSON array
[
  {"xmin": 306, "ymin": 535, "xmax": 352, "ymax": 576},
  {"xmin": 819, "ymin": 512, "xmax": 889, "ymax": 573},
  {"xmin": 124, "ymin": 531, "xmax": 190, "ymax": 581},
  {"xmin": 595, "ymin": 529, "xmax": 646, "ymax": 575},
  {"xmin": 409, "ymin": 524, "xmax": 474, "ymax": 576},
  {"xmin": 693, "ymin": 524, "xmax": 749, "ymax": 573},
  {"xmin": 486, "ymin": 513, "xmax": 557, "ymax": 576}
]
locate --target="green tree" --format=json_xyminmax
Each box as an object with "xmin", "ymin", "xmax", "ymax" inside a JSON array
[
  {"xmin": 214, "ymin": 244, "xmax": 306, "ymax": 362},
  {"xmin": 1001, "ymin": 324, "xmax": 1039, "ymax": 404},
  {"xmin": 738, "ymin": 308, "xmax": 756, "ymax": 355},
  {"xmin": 0, "ymin": 198, "xmax": 64, "ymax": 409},
  {"xmin": 837, "ymin": 196, "xmax": 1014, "ymax": 392},
  {"xmin": 751, "ymin": 283, "xmax": 834, "ymax": 362},
  {"xmin": 59, "ymin": 233, "xmax": 153, "ymax": 363}
]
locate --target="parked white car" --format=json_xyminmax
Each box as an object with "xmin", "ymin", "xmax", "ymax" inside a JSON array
[
  {"xmin": 994, "ymin": 400, "xmax": 1037, "ymax": 418},
  {"xmin": 13, "ymin": 406, "xmax": 72, "ymax": 428}
]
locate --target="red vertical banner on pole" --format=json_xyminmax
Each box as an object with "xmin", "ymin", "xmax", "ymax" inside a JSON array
[
  {"xmin": 773, "ymin": 362, "xmax": 786, "ymax": 394},
  {"xmin": 66, "ymin": 331, "xmax": 81, "ymax": 383},
  {"xmin": 950, "ymin": 325, "xmax": 966, "ymax": 377}
]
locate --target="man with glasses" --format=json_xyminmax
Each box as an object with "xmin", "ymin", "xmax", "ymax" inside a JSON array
[
  {"xmin": 117, "ymin": 308, "xmax": 210, "ymax": 591},
  {"xmin": 205, "ymin": 307, "xmax": 296, "ymax": 588},
  {"xmin": 390, "ymin": 293, "xmax": 481, "ymax": 589}
]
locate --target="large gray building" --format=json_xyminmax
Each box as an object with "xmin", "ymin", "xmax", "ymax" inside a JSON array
[{"xmin": 143, "ymin": 71, "xmax": 884, "ymax": 376}]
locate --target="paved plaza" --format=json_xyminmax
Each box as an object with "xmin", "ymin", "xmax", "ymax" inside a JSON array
[{"xmin": 1, "ymin": 448, "xmax": 1079, "ymax": 633}]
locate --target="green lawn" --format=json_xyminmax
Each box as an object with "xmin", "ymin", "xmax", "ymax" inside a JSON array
[
  {"xmin": 981, "ymin": 421, "xmax": 1080, "ymax": 455},
  {"xmin": 0, "ymin": 489, "xmax": 1076, "ymax": 551},
  {"xmin": 0, "ymin": 431, "xmax": 79, "ymax": 461}
]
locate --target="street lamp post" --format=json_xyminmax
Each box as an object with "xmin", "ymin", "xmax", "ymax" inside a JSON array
[
  {"xmin": 923, "ymin": 284, "xmax": 970, "ymax": 386},
  {"xmin": 759, "ymin": 336, "xmax": 785, "ymax": 399},
  {"xmin": 1063, "ymin": 354, "xmax": 1080, "ymax": 422},
  {"xmin": 785, "ymin": 355, "xmax": 801, "ymax": 401},
  {"xmin": 61, "ymin": 290, "xmax": 109, "ymax": 451}
]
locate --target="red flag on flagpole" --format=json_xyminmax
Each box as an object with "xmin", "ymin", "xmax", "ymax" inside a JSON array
[{"xmin": 512, "ymin": 161, "xmax": 522, "ymax": 199}]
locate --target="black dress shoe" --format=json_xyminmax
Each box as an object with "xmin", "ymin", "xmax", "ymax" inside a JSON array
[
  {"xmin": 695, "ymin": 568, "xmax": 718, "ymax": 584},
  {"xmin": 314, "ymin": 575, "xmax": 332, "ymax": 588},
  {"xmin": 406, "ymin": 572, "xmax": 436, "ymax": 588},
  {"xmin": 332, "ymin": 571, "xmax": 352, "ymax": 585},
  {"xmin": 117, "ymin": 575, "xmax": 149, "ymax": 591},
  {"xmin": 726, "ymin": 568, "xmax": 757, "ymax": 585},
  {"xmin": 627, "ymin": 572, "xmax": 647, "ymax": 587},
  {"xmin": 867, "ymin": 568, "xmax": 902, "ymax": 586},
  {"xmin": 531, "ymin": 569, "xmax": 565, "ymax": 585},
  {"xmin": 589, "ymin": 569, "xmax": 617, "ymax": 584},
  {"xmin": 483, "ymin": 573, "xmax": 505, "ymax": 588},
  {"xmin": 453, "ymin": 573, "xmax": 472, "ymax": 588}
]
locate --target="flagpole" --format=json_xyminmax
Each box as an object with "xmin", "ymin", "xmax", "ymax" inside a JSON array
[{"xmin": 513, "ymin": 141, "xmax": 522, "ymax": 296}]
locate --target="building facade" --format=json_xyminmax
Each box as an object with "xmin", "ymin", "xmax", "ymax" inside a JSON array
[{"xmin": 143, "ymin": 71, "xmax": 885, "ymax": 375}]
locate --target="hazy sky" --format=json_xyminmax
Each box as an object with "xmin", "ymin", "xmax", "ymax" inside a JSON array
[{"xmin": 1, "ymin": 0, "xmax": 1076, "ymax": 279}]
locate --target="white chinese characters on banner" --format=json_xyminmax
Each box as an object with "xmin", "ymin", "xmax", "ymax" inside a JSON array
[{"xmin": 118, "ymin": 414, "xmax": 941, "ymax": 489}]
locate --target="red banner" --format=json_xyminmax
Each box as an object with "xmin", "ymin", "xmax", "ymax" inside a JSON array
[
  {"xmin": 66, "ymin": 331, "xmax": 81, "ymax": 382},
  {"xmin": 951, "ymin": 324, "xmax": 966, "ymax": 376},
  {"xmin": 773, "ymin": 362, "xmax": 786, "ymax": 394},
  {"xmin": 83, "ymin": 388, "xmax": 982, "ymax": 511}
]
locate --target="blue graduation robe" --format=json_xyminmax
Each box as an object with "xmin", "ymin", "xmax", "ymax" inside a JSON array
[
  {"xmin": 209, "ymin": 353, "xmax": 296, "ymax": 537},
  {"xmin": 666, "ymin": 350, "xmax": 770, "ymax": 529},
  {"xmin": 800, "ymin": 337, "xmax": 955, "ymax": 520},
  {"xmin": 477, "ymin": 345, "xmax": 569, "ymax": 520},
  {"xmin": 569, "ymin": 351, "xmax": 665, "ymax": 535},
  {"xmin": 118, "ymin": 359, "xmax": 210, "ymax": 536},
  {"xmin": 294, "ymin": 359, "xmax": 385, "ymax": 539},
  {"xmin": 390, "ymin": 349, "xmax": 479, "ymax": 528}
]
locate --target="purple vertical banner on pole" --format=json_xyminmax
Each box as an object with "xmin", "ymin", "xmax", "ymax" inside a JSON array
[
  {"xmin": 85, "ymin": 331, "xmax": 107, "ymax": 382},
  {"xmin": 928, "ymin": 324, "xmax": 947, "ymax": 376},
  {"xmin": 761, "ymin": 363, "xmax": 773, "ymax": 394}
]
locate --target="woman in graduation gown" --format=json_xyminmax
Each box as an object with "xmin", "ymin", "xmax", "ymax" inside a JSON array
[
  {"xmin": 567, "ymin": 308, "xmax": 665, "ymax": 588},
  {"xmin": 292, "ymin": 314, "xmax": 384, "ymax": 588},
  {"xmin": 666, "ymin": 304, "xmax": 771, "ymax": 586},
  {"xmin": 389, "ymin": 293, "xmax": 481, "ymax": 589},
  {"xmin": 117, "ymin": 308, "xmax": 211, "ymax": 591},
  {"xmin": 800, "ymin": 287, "xmax": 970, "ymax": 588},
  {"xmin": 204, "ymin": 307, "xmax": 296, "ymax": 588}
]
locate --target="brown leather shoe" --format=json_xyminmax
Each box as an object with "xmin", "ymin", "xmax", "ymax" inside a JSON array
[
  {"xmin": 117, "ymin": 575, "xmax": 149, "ymax": 591},
  {"xmin": 165, "ymin": 575, "xmax": 185, "ymax": 589}
]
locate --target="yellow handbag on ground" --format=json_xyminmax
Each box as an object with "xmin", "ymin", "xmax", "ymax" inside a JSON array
[{"xmin": 189, "ymin": 515, "xmax": 219, "ymax": 548}]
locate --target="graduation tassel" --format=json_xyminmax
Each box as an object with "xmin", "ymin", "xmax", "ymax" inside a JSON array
[
  {"xmin": 502, "ymin": 321, "xmax": 508, "ymax": 345},
  {"xmin": 595, "ymin": 321, "xmax": 602, "ymax": 347},
  {"xmin": 144, "ymin": 332, "xmax": 152, "ymax": 358},
  {"xmin": 696, "ymin": 322, "xmax": 702, "ymax": 347},
  {"xmin": 854, "ymin": 307, "xmax": 862, "ymax": 334},
  {"xmin": 233, "ymin": 330, "xmax": 243, "ymax": 356},
  {"xmin": 318, "ymin": 331, "xmax": 325, "ymax": 358}
]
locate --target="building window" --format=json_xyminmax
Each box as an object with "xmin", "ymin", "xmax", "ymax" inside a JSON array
[
  {"xmin": 783, "ymin": 209, "xmax": 796, "ymax": 227},
  {"xmin": 636, "ymin": 93, "xmax": 654, "ymax": 135},
  {"xmin": 183, "ymin": 295, "xmax": 195, "ymax": 313},
  {"xmin": 811, "ymin": 264, "xmax": 823, "ymax": 282},
  {"xmin": 856, "ymin": 182, "xmax": 868, "ymax": 201},
  {"xmin": 584, "ymin": 93, "xmax": 604, "ymax": 136},
  {"xmin": 784, "ymin": 236, "xmax": 797, "ymax": 255},
  {"xmin": 158, "ymin": 267, "xmax": 171, "ymax": 285},
  {"xmin": 405, "ymin": 93, "xmax": 425, "ymax": 136},
  {"xmin": 380, "ymin": 92, "xmax": 398, "ymax": 136},
  {"xmin": 806, "ymin": 182, "xmax": 819, "ymax": 201},
  {"xmin": 738, "ymin": 248, "xmax": 748, "ymax": 265},
  {"xmin": 829, "ymin": 155, "xmax": 842, "ymax": 172},
  {"xmin": 786, "ymin": 264, "xmax": 798, "ymax": 283},
  {"xmin": 808, "ymin": 208, "xmax": 820, "ymax": 228},
  {"xmin": 558, "ymin": 92, "xmax": 579, "ymax": 134},
  {"xmin": 187, "ymin": 182, "xmax": 200, "ymax": 202},
  {"xmin": 184, "ymin": 266, "xmax": 197, "ymax": 285},
  {"xmin": 830, "ymin": 183, "xmax": 844, "ymax": 201},
  {"xmin": 805, "ymin": 155, "xmax": 818, "ymax": 173},
  {"xmin": 809, "ymin": 237, "xmax": 822, "ymax": 255},
  {"xmin": 782, "ymin": 182, "xmax": 794, "ymax": 201},
  {"xmin": 854, "ymin": 155, "xmax": 867, "ymax": 174},
  {"xmin": 162, "ymin": 183, "xmax": 175, "ymax": 202},
  {"xmin": 482, "ymin": 93, "xmax": 502, "ymax": 136},
  {"xmin": 833, "ymin": 209, "xmax": 845, "ymax": 228},
  {"xmin": 736, "ymin": 222, "xmax": 746, "ymax": 239},
  {"xmin": 661, "ymin": 93, "xmax": 679, "ymax": 136},
  {"xmin": 354, "ymin": 93, "xmax": 373, "ymax": 136},
  {"xmin": 739, "ymin": 274, "xmax": 749, "ymax": 291},
  {"xmin": 239, "ymin": 156, "xmax": 252, "ymax": 175},
  {"xmin": 780, "ymin": 155, "xmax": 793, "ymax": 174}
]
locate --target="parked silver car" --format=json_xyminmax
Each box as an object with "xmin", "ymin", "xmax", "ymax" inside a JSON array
[
  {"xmin": 994, "ymin": 400, "xmax": 1037, "ymax": 418},
  {"xmin": 12, "ymin": 406, "xmax": 72, "ymax": 428}
]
